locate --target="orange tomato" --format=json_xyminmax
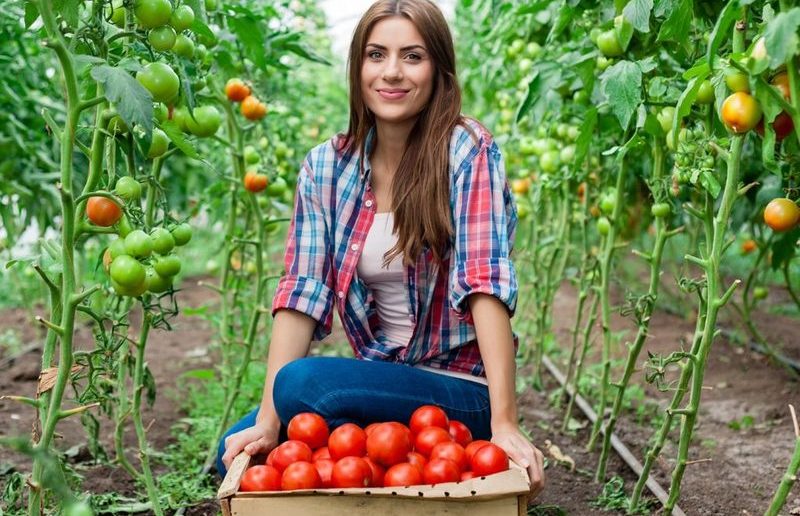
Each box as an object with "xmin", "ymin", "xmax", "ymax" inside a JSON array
[
  {"xmin": 241, "ymin": 95, "xmax": 267, "ymax": 120},
  {"xmin": 764, "ymin": 198, "xmax": 800, "ymax": 232},
  {"xmin": 244, "ymin": 171, "xmax": 268, "ymax": 193},
  {"xmin": 86, "ymin": 196, "xmax": 122, "ymax": 227},
  {"xmin": 720, "ymin": 92, "xmax": 762, "ymax": 133},
  {"xmin": 741, "ymin": 239, "xmax": 757, "ymax": 254},
  {"xmin": 225, "ymin": 78, "xmax": 251, "ymax": 102},
  {"xmin": 511, "ymin": 178, "xmax": 531, "ymax": 195}
]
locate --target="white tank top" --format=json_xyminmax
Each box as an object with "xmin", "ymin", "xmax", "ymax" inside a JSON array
[{"xmin": 356, "ymin": 212, "xmax": 488, "ymax": 386}]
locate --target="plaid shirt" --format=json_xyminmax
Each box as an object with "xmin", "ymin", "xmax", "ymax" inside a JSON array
[{"xmin": 271, "ymin": 118, "xmax": 518, "ymax": 378}]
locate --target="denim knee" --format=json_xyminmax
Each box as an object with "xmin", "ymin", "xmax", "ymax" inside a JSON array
[{"xmin": 273, "ymin": 358, "xmax": 318, "ymax": 423}]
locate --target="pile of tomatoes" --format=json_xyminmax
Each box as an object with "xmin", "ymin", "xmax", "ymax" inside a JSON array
[{"xmin": 239, "ymin": 405, "xmax": 510, "ymax": 492}]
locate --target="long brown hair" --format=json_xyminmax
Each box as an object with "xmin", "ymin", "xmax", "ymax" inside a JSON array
[{"xmin": 343, "ymin": 0, "xmax": 465, "ymax": 267}]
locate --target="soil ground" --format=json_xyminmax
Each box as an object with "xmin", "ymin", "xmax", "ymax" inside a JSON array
[{"xmin": 1, "ymin": 274, "xmax": 799, "ymax": 515}]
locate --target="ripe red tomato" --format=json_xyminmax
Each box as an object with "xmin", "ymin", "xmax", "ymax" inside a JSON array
[
  {"xmin": 470, "ymin": 443, "xmax": 509, "ymax": 476},
  {"xmin": 266, "ymin": 447, "xmax": 278, "ymax": 467},
  {"xmin": 363, "ymin": 457, "xmax": 386, "ymax": 487},
  {"xmin": 331, "ymin": 456, "xmax": 371, "ymax": 488},
  {"xmin": 764, "ymin": 198, "xmax": 800, "ymax": 232},
  {"xmin": 328, "ymin": 423, "xmax": 367, "ymax": 460},
  {"xmin": 366, "ymin": 422, "xmax": 413, "ymax": 467},
  {"xmin": 409, "ymin": 405, "xmax": 450, "ymax": 436},
  {"xmin": 281, "ymin": 461, "xmax": 321, "ymax": 490},
  {"xmin": 464, "ymin": 440, "xmax": 492, "ymax": 462},
  {"xmin": 244, "ymin": 171, "xmax": 268, "ymax": 193},
  {"xmin": 240, "ymin": 465, "xmax": 281, "ymax": 492},
  {"xmin": 430, "ymin": 441, "xmax": 468, "ymax": 472},
  {"xmin": 312, "ymin": 446, "xmax": 331, "ymax": 461},
  {"xmin": 364, "ymin": 422, "xmax": 381, "ymax": 436},
  {"xmin": 414, "ymin": 426, "xmax": 452, "ymax": 458},
  {"xmin": 288, "ymin": 413, "xmax": 330, "ymax": 450},
  {"xmin": 271, "ymin": 440, "xmax": 313, "ymax": 472},
  {"xmin": 225, "ymin": 78, "xmax": 251, "ymax": 102},
  {"xmin": 383, "ymin": 462, "xmax": 423, "ymax": 487},
  {"xmin": 86, "ymin": 196, "xmax": 122, "ymax": 227},
  {"xmin": 406, "ymin": 451, "xmax": 427, "ymax": 475},
  {"xmin": 460, "ymin": 470, "xmax": 477, "ymax": 481},
  {"xmin": 448, "ymin": 420, "xmax": 473, "ymax": 447},
  {"xmin": 423, "ymin": 458, "xmax": 461, "ymax": 484},
  {"xmin": 314, "ymin": 458, "xmax": 335, "ymax": 488}
]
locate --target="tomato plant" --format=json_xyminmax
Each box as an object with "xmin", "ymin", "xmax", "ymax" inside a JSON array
[{"xmin": 136, "ymin": 62, "xmax": 180, "ymax": 103}]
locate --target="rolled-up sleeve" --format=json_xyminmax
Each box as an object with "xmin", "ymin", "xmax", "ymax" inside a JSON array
[
  {"xmin": 271, "ymin": 157, "xmax": 335, "ymax": 341},
  {"xmin": 448, "ymin": 136, "xmax": 518, "ymax": 324}
]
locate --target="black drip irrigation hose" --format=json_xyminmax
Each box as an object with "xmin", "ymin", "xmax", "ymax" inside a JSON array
[{"xmin": 541, "ymin": 354, "xmax": 687, "ymax": 516}]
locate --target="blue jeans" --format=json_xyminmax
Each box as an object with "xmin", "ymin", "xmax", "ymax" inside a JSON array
[{"xmin": 215, "ymin": 356, "xmax": 492, "ymax": 478}]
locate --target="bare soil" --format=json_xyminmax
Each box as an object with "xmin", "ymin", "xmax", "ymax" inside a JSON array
[{"xmin": 1, "ymin": 274, "xmax": 799, "ymax": 515}]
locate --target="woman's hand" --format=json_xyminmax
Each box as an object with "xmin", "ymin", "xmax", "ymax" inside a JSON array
[
  {"xmin": 490, "ymin": 422, "xmax": 545, "ymax": 500},
  {"xmin": 221, "ymin": 420, "xmax": 281, "ymax": 470}
]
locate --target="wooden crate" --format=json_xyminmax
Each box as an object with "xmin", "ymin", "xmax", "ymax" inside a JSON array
[{"xmin": 218, "ymin": 451, "xmax": 531, "ymax": 516}]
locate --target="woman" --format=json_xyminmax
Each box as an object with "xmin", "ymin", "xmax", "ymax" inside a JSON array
[{"xmin": 218, "ymin": 0, "xmax": 545, "ymax": 499}]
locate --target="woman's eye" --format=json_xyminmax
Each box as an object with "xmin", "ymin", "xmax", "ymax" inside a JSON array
[
  {"xmin": 368, "ymin": 51, "xmax": 382, "ymax": 59},
  {"xmin": 406, "ymin": 53, "xmax": 422, "ymax": 60}
]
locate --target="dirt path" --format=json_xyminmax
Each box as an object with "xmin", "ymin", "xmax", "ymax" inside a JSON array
[{"xmin": 1, "ymin": 276, "xmax": 798, "ymax": 515}]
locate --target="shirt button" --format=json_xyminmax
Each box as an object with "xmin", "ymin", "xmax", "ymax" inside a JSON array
[
  {"xmin": 365, "ymin": 200, "xmax": 373, "ymax": 208},
  {"xmin": 337, "ymin": 291, "xmax": 345, "ymax": 299},
  {"xmin": 351, "ymin": 243, "xmax": 359, "ymax": 251}
]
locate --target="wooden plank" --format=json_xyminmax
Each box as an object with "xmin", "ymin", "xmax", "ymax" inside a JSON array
[
  {"xmin": 220, "ymin": 497, "xmax": 231, "ymax": 516},
  {"xmin": 218, "ymin": 452, "xmax": 254, "ymax": 499},
  {"xmin": 230, "ymin": 494, "xmax": 520, "ymax": 516}
]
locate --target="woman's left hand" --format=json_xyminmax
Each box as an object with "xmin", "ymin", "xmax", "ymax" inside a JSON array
[{"xmin": 490, "ymin": 422, "xmax": 545, "ymax": 500}]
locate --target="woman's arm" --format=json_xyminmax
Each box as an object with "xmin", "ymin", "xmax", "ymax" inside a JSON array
[{"xmin": 467, "ymin": 292, "xmax": 545, "ymax": 499}]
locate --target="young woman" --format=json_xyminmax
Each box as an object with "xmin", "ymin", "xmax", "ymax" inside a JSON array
[{"xmin": 218, "ymin": 0, "xmax": 545, "ymax": 498}]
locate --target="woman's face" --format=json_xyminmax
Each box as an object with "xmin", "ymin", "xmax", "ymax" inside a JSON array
[{"xmin": 360, "ymin": 16, "xmax": 434, "ymax": 127}]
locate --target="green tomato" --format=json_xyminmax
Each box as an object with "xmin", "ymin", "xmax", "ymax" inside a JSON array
[
  {"xmin": 274, "ymin": 142, "xmax": 291, "ymax": 160},
  {"xmin": 559, "ymin": 145, "xmax": 576, "ymax": 164},
  {"xmin": 191, "ymin": 78, "xmax": 206, "ymax": 92},
  {"xmin": 597, "ymin": 217, "xmax": 611, "ymax": 236},
  {"xmin": 169, "ymin": 5, "xmax": 194, "ymax": 32},
  {"xmin": 695, "ymin": 80, "xmax": 714, "ymax": 105},
  {"xmin": 506, "ymin": 39, "xmax": 525, "ymax": 59},
  {"xmin": 539, "ymin": 150, "xmax": 559, "ymax": 173},
  {"xmin": 244, "ymin": 145, "xmax": 260, "ymax": 164},
  {"xmin": 108, "ymin": 238, "xmax": 127, "ymax": 259},
  {"xmin": 136, "ymin": 62, "xmax": 180, "ymax": 104},
  {"xmin": 597, "ymin": 30, "xmax": 623, "ymax": 57},
  {"xmin": 725, "ymin": 70, "xmax": 749, "ymax": 93},
  {"xmin": 172, "ymin": 34, "xmax": 195, "ymax": 58},
  {"xmin": 657, "ymin": 107, "xmax": 675, "ymax": 133},
  {"xmin": 107, "ymin": 115, "xmax": 129, "ymax": 135},
  {"xmin": 108, "ymin": 2, "xmax": 125, "ymax": 28},
  {"xmin": 150, "ymin": 227, "xmax": 176, "ymax": 254},
  {"xmin": 185, "ymin": 105, "xmax": 221, "ymax": 137},
  {"xmin": 171, "ymin": 106, "xmax": 190, "ymax": 133},
  {"xmin": 525, "ymin": 42, "xmax": 542, "ymax": 59},
  {"xmin": 753, "ymin": 286, "xmax": 768, "ymax": 300},
  {"xmin": 154, "ymin": 103, "xmax": 168, "ymax": 123},
  {"xmin": 112, "ymin": 277, "xmax": 148, "ymax": 297},
  {"xmin": 134, "ymin": 0, "xmax": 172, "ymax": 29},
  {"xmin": 600, "ymin": 194, "xmax": 616, "ymax": 215},
  {"xmin": 589, "ymin": 28, "xmax": 602, "ymax": 45},
  {"xmin": 147, "ymin": 128, "xmax": 169, "ymax": 159},
  {"xmin": 154, "ymin": 254, "xmax": 182, "ymax": 277},
  {"xmin": 110, "ymin": 255, "xmax": 146, "ymax": 288},
  {"xmin": 566, "ymin": 125, "xmax": 580, "ymax": 141},
  {"xmin": 148, "ymin": 26, "xmax": 176, "ymax": 51},
  {"xmin": 573, "ymin": 90, "xmax": 589, "ymax": 104},
  {"xmin": 124, "ymin": 230, "xmax": 154, "ymax": 258},
  {"xmin": 146, "ymin": 268, "xmax": 173, "ymax": 293},
  {"xmin": 195, "ymin": 44, "xmax": 208, "ymax": 62},
  {"xmin": 266, "ymin": 176, "xmax": 289, "ymax": 197},
  {"xmin": 171, "ymin": 223, "xmax": 192, "ymax": 246},
  {"xmin": 518, "ymin": 58, "xmax": 533, "ymax": 75},
  {"xmin": 115, "ymin": 176, "xmax": 141, "ymax": 201},
  {"xmin": 596, "ymin": 55, "xmax": 612, "ymax": 72},
  {"xmin": 651, "ymin": 202, "xmax": 671, "ymax": 218}
]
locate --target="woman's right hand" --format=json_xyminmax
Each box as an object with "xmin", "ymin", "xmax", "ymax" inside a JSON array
[{"xmin": 221, "ymin": 420, "xmax": 281, "ymax": 471}]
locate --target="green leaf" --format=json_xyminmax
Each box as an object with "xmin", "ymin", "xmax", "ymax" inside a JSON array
[
  {"xmin": 191, "ymin": 18, "xmax": 217, "ymax": 46},
  {"xmin": 546, "ymin": 3, "xmax": 575, "ymax": 44},
  {"xmin": 707, "ymin": 1, "xmax": 740, "ymax": 70},
  {"xmin": 52, "ymin": 0, "xmax": 79, "ymax": 28},
  {"xmin": 623, "ymin": 0, "xmax": 653, "ymax": 33},
  {"xmin": 657, "ymin": 0, "xmax": 692, "ymax": 43},
  {"xmin": 601, "ymin": 60, "xmax": 642, "ymax": 129},
  {"xmin": 697, "ymin": 170, "xmax": 722, "ymax": 198},
  {"xmin": 230, "ymin": 15, "xmax": 267, "ymax": 70},
  {"xmin": 668, "ymin": 75, "xmax": 707, "ymax": 148},
  {"xmin": 653, "ymin": 0, "xmax": 679, "ymax": 17},
  {"xmin": 771, "ymin": 226, "xmax": 800, "ymax": 270},
  {"xmin": 90, "ymin": 65, "xmax": 153, "ymax": 136},
  {"xmin": 180, "ymin": 368, "xmax": 216, "ymax": 380},
  {"xmin": 24, "ymin": 1, "xmax": 39, "ymax": 27},
  {"xmin": 160, "ymin": 121, "xmax": 199, "ymax": 159},
  {"xmin": 574, "ymin": 107, "xmax": 597, "ymax": 166},
  {"xmin": 614, "ymin": 14, "xmax": 634, "ymax": 50},
  {"xmin": 516, "ymin": 70, "xmax": 541, "ymax": 123},
  {"xmin": 763, "ymin": 8, "xmax": 800, "ymax": 70}
]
